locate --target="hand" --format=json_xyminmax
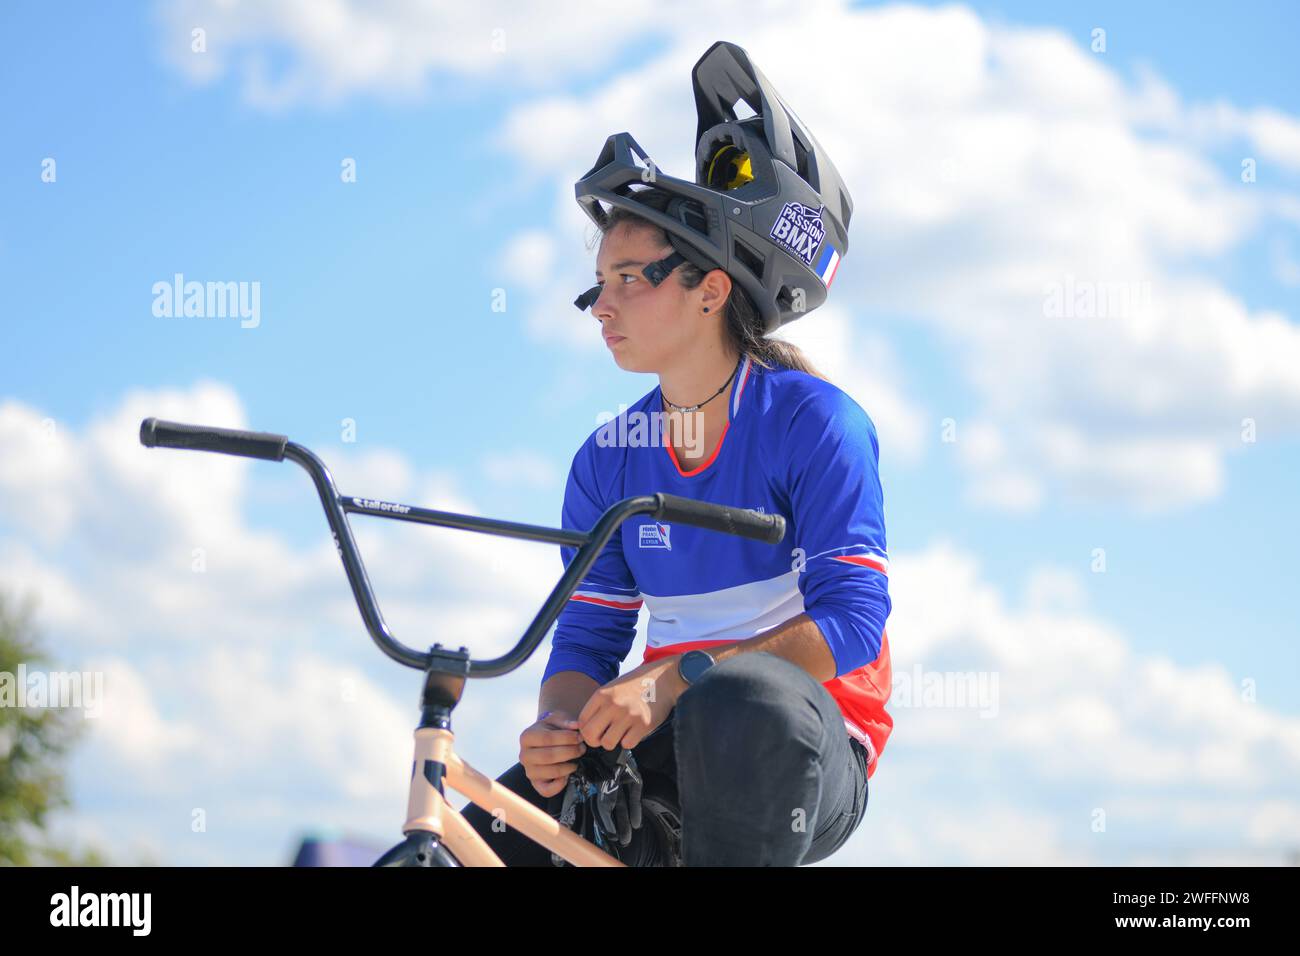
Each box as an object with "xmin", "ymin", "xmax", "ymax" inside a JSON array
[
  {"xmin": 519, "ymin": 711, "xmax": 588, "ymax": 799},
  {"xmin": 576, "ymin": 657, "xmax": 686, "ymax": 751}
]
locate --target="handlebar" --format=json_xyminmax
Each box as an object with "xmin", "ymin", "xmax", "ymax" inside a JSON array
[
  {"xmin": 140, "ymin": 418, "xmax": 288, "ymax": 462},
  {"xmin": 138, "ymin": 418, "xmax": 786, "ymax": 676},
  {"xmin": 652, "ymin": 492, "xmax": 782, "ymax": 545}
]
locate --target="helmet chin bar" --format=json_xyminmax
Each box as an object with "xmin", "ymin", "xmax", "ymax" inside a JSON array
[{"xmin": 573, "ymin": 250, "xmax": 694, "ymax": 311}]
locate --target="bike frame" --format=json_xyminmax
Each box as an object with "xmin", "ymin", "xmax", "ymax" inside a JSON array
[{"xmin": 138, "ymin": 418, "xmax": 785, "ymax": 866}]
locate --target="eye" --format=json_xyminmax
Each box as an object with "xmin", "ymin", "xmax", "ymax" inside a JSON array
[{"xmin": 594, "ymin": 274, "xmax": 637, "ymax": 288}]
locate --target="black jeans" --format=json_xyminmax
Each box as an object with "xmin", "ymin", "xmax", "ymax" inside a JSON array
[{"xmin": 460, "ymin": 651, "xmax": 869, "ymax": 866}]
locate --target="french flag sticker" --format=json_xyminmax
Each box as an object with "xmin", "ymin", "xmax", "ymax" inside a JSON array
[{"xmin": 814, "ymin": 241, "xmax": 841, "ymax": 288}]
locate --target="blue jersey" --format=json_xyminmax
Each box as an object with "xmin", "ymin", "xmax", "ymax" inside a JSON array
[{"xmin": 545, "ymin": 353, "xmax": 893, "ymax": 777}]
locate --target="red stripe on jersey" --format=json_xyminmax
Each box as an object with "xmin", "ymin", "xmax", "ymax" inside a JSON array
[
  {"xmin": 571, "ymin": 594, "xmax": 643, "ymax": 610},
  {"xmin": 832, "ymin": 553, "xmax": 888, "ymax": 574}
]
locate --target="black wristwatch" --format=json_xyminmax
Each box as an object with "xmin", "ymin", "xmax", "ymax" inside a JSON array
[{"xmin": 677, "ymin": 650, "xmax": 716, "ymax": 687}]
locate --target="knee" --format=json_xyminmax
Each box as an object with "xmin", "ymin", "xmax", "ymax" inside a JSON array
[{"xmin": 675, "ymin": 652, "xmax": 819, "ymax": 750}]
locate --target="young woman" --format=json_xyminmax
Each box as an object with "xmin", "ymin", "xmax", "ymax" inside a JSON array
[{"xmin": 462, "ymin": 41, "xmax": 892, "ymax": 866}]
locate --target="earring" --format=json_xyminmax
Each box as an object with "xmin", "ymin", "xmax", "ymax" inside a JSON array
[{"xmin": 703, "ymin": 307, "xmax": 710, "ymax": 313}]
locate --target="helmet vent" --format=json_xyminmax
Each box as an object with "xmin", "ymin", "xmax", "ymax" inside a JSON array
[
  {"xmin": 732, "ymin": 238, "xmax": 764, "ymax": 277},
  {"xmin": 792, "ymin": 132, "xmax": 812, "ymax": 184},
  {"xmin": 680, "ymin": 200, "xmax": 708, "ymax": 234}
]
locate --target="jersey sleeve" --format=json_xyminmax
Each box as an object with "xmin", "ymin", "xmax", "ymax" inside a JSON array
[
  {"xmin": 784, "ymin": 387, "xmax": 891, "ymax": 678},
  {"xmin": 541, "ymin": 433, "xmax": 641, "ymax": 687}
]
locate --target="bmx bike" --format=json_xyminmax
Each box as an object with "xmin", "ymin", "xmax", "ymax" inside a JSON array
[{"xmin": 138, "ymin": 417, "xmax": 785, "ymax": 866}]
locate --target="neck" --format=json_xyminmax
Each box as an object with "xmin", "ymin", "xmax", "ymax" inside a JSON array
[{"xmin": 659, "ymin": 344, "xmax": 742, "ymax": 417}]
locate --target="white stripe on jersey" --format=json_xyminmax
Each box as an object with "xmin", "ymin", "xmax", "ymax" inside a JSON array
[
  {"xmin": 641, "ymin": 569, "xmax": 805, "ymax": 646},
  {"xmin": 731, "ymin": 355, "xmax": 753, "ymax": 419}
]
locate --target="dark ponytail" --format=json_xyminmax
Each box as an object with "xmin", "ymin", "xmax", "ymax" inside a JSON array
[{"xmin": 589, "ymin": 189, "xmax": 828, "ymax": 381}]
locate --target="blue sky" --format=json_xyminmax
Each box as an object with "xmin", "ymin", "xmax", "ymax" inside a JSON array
[{"xmin": 2, "ymin": 1, "xmax": 1298, "ymax": 865}]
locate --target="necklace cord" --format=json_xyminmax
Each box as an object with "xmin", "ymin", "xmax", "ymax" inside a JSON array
[{"xmin": 661, "ymin": 361, "xmax": 740, "ymax": 413}]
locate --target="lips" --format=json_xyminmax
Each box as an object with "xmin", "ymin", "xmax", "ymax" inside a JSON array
[{"xmin": 603, "ymin": 332, "xmax": 626, "ymax": 345}]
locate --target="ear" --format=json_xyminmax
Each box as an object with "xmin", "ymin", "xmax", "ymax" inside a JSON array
[{"xmin": 699, "ymin": 268, "xmax": 732, "ymax": 313}]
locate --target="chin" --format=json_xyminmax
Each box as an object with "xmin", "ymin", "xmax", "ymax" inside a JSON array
[{"xmin": 611, "ymin": 348, "xmax": 644, "ymax": 373}]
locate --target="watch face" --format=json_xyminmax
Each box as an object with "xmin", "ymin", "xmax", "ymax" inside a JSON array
[{"xmin": 681, "ymin": 651, "xmax": 714, "ymax": 685}]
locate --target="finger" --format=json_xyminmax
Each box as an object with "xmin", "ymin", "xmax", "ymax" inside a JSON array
[
  {"xmin": 628, "ymin": 780, "xmax": 643, "ymax": 830},
  {"xmin": 615, "ymin": 800, "xmax": 632, "ymax": 846},
  {"xmin": 541, "ymin": 717, "xmax": 583, "ymax": 733},
  {"xmin": 527, "ymin": 742, "xmax": 588, "ymax": 763},
  {"xmin": 522, "ymin": 740, "xmax": 587, "ymax": 768},
  {"xmin": 525, "ymin": 760, "xmax": 580, "ymax": 782},
  {"xmin": 532, "ymin": 776, "xmax": 566, "ymax": 799},
  {"xmin": 596, "ymin": 797, "xmax": 618, "ymax": 838},
  {"xmin": 599, "ymin": 721, "xmax": 630, "ymax": 752},
  {"xmin": 577, "ymin": 713, "xmax": 609, "ymax": 748},
  {"xmin": 547, "ymin": 775, "xmax": 573, "ymax": 794},
  {"xmin": 530, "ymin": 726, "xmax": 586, "ymax": 747}
]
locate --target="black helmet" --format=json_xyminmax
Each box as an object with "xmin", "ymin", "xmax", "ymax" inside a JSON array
[{"xmin": 573, "ymin": 40, "xmax": 853, "ymax": 334}]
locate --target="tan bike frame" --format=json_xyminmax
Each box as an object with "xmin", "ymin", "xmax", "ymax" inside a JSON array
[{"xmin": 405, "ymin": 727, "xmax": 622, "ymax": 867}]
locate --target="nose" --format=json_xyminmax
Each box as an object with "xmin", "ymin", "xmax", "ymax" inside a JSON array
[{"xmin": 591, "ymin": 286, "xmax": 615, "ymax": 322}]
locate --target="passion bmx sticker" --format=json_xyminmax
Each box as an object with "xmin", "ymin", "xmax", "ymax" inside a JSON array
[{"xmin": 769, "ymin": 201, "xmax": 841, "ymax": 288}]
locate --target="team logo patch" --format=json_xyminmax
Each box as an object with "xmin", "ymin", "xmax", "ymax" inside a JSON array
[
  {"xmin": 638, "ymin": 522, "xmax": 672, "ymax": 550},
  {"xmin": 769, "ymin": 201, "xmax": 826, "ymax": 268}
]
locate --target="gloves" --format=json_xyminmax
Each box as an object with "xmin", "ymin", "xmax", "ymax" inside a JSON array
[
  {"xmin": 591, "ymin": 747, "xmax": 644, "ymax": 845},
  {"xmin": 547, "ymin": 746, "xmax": 645, "ymax": 863}
]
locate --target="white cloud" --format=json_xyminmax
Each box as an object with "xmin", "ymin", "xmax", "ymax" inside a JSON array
[
  {"xmin": 1245, "ymin": 800, "xmax": 1300, "ymax": 845},
  {"xmin": 1169, "ymin": 93, "xmax": 1300, "ymax": 175},
  {"xmin": 1034, "ymin": 425, "xmax": 1226, "ymax": 513},
  {"xmin": 0, "ymin": 405, "xmax": 79, "ymax": 545},
  {"xmin": 489, "ymin": 3, "xmax": 1300, "ymax": 512},
  {"xmin": 7, "ymin": 381, "xmax": 1298, "ymax": 864},
  {"xmin": 1020, "ymin": 565, "xmax": 1087, "ymax": 614},
  {"xmin": 826, "ymin": 539, "xmax": 1300, "ymax": 864},
  {"xmin": 955, "ymin": 421, "xmax": 1047, "ymax": 511},
  {"xmin": 154, "ymin": 0, "xmax": 757, "ymax": 109},
  {"xmin": 771, "ymin": 306, "xmax": 929, "ymax": 465},
  {"xmin": 873, "ymin": 536, "xmax": 1300, "ymax": 805},
  {"xmin": 321, "ymin": 445, "xmax": 415, "ymax": 501},
  {"xmin": 148, "ymin": 0, "xmax": 1300, "ymax": 514},
  {"xmin": 499, "ymin": 229, "xmax": 558, "ymax": 292},
  {"xmin": 0, "ymin": 382, "xmax": 563, "ymax": 862},
  {"xmin": 86, "ymin": 658, "xmax": 201, "ymax": 770}
]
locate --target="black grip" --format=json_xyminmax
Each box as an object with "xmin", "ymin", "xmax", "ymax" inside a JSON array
[
  {"xmin": 652, "ymin": 493, "xmax": 785, "ymax": 545},
  {"xmin": 139, "ymin": 418, "xmax": 288, "ymax": 462}
]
